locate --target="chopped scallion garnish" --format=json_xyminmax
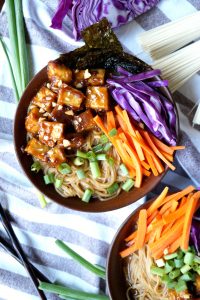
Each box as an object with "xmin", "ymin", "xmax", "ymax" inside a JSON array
[
  {"xmin": 31, "ymin": 161, "xmax": 41, "ymax": 173},
  {"xmin": 89, "ymin": 161, "xmax": 101, "ymax": 178},
  {"xmin": 96, "ymin": 154, "xmax": 107, "ymax": 161},
  {"xmin": 73, "ymin": 157, "xmax": 85, "ymax": 166},
  {"xmin": 108, "ymin": 157, "xmax": 114, "ymax": 166},
  {"xmin": 44, "ymin": 174, "xmax": 54, "ymax": 185},
  {"xmin": 107, "ymin": 182, "xmax": 119, "ymax": 194},
  {"xmin": 76, "ymin": 150, "xmax": 88, "ymax": 159},
  {"xmin": 87, "ymin": 151, "xmax": 96, "ymax": 162},
  {"xmin": 76, "ymin": 170, "xmax": 86, "ymax": 180},
  {"xmin": 108, "ymin": 128, "xmax": 117, "ymax": 137},
  {"xmin": 122, "ymin": 179, "xmax": 134, "ymax": 192},
  {"xmin": 58, "ymin": 163, "xmax": 71, "ymax": 175},
  {"xmin": 100, "ymin": 134, "xmax": 109, "ymax": 144},
  {"xmin": 55, "ymin": 178, "xmax": 63, "ymax": 188},
  {"xmin": 119, "ymin": 163, "xmax": 129, "ymax": 176},
  {"xmin": 175, "ymin": 280, "xmax": 187, "ymax": 292},
  {"xmin": 92, "ymin": 144, "xmax": 103, "ymax": 153},
  {"xmin": 103, "ymin": 142, "xmax": 112, "ymax": 152},
  {"xmin": 82, "ymin": 189, "xmax": 93, "ymax": 203}
]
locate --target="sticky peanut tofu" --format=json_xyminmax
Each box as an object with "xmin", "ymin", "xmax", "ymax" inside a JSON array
[
  {"xmin": 39, "ymin": 121, "xmax": 64, "ymax": 147},
  {"xmin": 51, "ymin": 105, "xmax": 74, "ymax": 126},
  {"xmin": 74, "ymin": 69, "xmax": 105, "ymax": 88},
  {"xmin": 32, "ymin": 86, "xmax": 57, "ymax": 112},
  {"xmin": 25, "ymin": 138, "xmax": 49, "ymax": 161},
  {"xmin": 73, "ymin": 110, "xmax": 95, "ymax": 132},
  {"xmin": 47, "ymin": 61, "xmax": 72, "ymax": 83},
  {"xmin": 47, "ymin": 146, "xmax": 66, "ymax": 167},
  {"xmin": 86, "ymin": 86, "xmax": 109, "ymax": 110},
  {"xmin": 57, "ymin": 86, "xmax": 84, "ymax": 109},
  {"xmin": 25, "ymin": 107, "xmax": 41, "ymax": 135}
]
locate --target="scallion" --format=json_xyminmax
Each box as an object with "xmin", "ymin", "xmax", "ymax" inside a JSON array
[
  {"xmin": 82, "ymin": 189, "xmax": 93, "ymax": 203},
  {"xmin": 184, "ymin": 252, "xmax": 195, "ymax": 265},
  {"xmin": 164, "ymin": 261, "xmax": 174, "ymax": 274},
  {"xmin": 166, "ymin": 281, "xmax": 177, "ymax": 289},
  {"xmin": 175, "ymin": 280, "xmax": 187, "ymax": 292},
  {"xmin": 150, "ymin": 266, "xmax": 165, "ymax": 277},
  {"xmin": 31, "ymin": 161, "xmax": 41, "ymax": 173},
  {"xmin": 76, "ymin": 170, "xmax": 86, "ymax": 180},
  {"xmin": 108, "ymin": 128, "xmax": 117, "ymax": 137},
  {"xmin": 92, "ymin": 144, "xmax": 104, "ymax": 153},
  {"xmin": 174, "ymin": 259, "xmax": 184, "ymax": 269},
  {"xmin": 90, "ymin": 161, "xmax": 101, "ymax": 178},
  {"xmin": 73, "ymin": 157, "xmax": 85, "ymax": 166},
  {"xmin": 103, "ymin": 143, "xmax": 112, "ymax": 152},
  {"xmin": 180, "ymin": 264, "xmax": 191, "ymax": 274},
  {"xmin": 180, "ymin": 272, "xmax": 195, "ymax": 282},
  {"xmin": 164, "ymin": 253, "xmax": 178, "ymax": 260},
  {"xmin": 58, "ymin": 163, "xmax": 71, "ymax": 174},
  {"xmin": 107, "ymin": 182, "xmax": 119, "ymax": 194},
  {"xmin": 108, "ymin": 157, "xmax": 114, "ymax": 166},
  {"xmin": 100, "ymin": 134, "xmax": 108, "ymax": 144},
  {"xmin": 77, "ymin": 150, "xmax": 88, "ymax": 159},
  {"xmin": 122, "ymin": 179, "xmax": 134, "ymax": 192},
  {"xmin": 44, "ymin": 174, "xmax": 54, "ymax": 185},
  {"xmin": 55, "ymin": 178, "xmax": 63, "ymax": 188},
  {"xmin": 96, "ymin": 154, "xmax": 107, "ymax": 161},
  {"xmin": 119, "ymin": 163, "xmax": 129, "ymax": 176},
  {"xmin": 37, "ymin": 192, "xmax": 47, "ymax": 208},
  {"xmin": 87, "ymin": 151, "xmax": 96, "ymax": 162},
  {"xmin": 169, "ymin": 269, "xmax": 181, "ymax": 279},
  {"xmin": 194, "ymin": 256, "xmax": 200, "ymax": 264}
]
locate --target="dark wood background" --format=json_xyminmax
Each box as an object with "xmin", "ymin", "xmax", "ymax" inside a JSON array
[{"xmin": 0, "ymin": 0, "xmax": 4, "ymax": 11}]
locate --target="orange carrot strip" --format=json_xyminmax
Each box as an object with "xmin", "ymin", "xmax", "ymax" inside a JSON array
[
  {"xmin": 142, "ymin": 168, "xmax": 151, "ymax": 177},
  {"xmin": 150, "ymin": 217, "xmax": 184, "ymax": 255},
  {"xmin": 162, "ymin": 186, "xmax": 195, "ymax": 205},
  {"xmin": 134, "ymin": 209, "xmax": 147, "ymax": 250},
  {"xmin": 107, "ymin": 111, "xmax": 116, "ymax": 131},
  {"xmin": 170, "ymin": 201, "xmax": 179, "ymax": 212},
  {"xmin": 147, "ymin": 210, "xmax": 159, "ymax": 225},
  {"xmin": 162, "ymin": 202, "xmax": 187, "ymax": 225},
  {"xmin": 181, "ymin": 192, "xmax": 200, "ymax": 250},
  {"xmin": 141, "ymin": 161, "xmax": 151, "ymax": 170},
  {"xmin": 125, "ymin": 230, "xmax": 137, "ymax": 242},
  {"xmin": 159, "ymin": 200, "xmax": 174, "ymax": 215},
  {"xmin": 94, "ymin": 115, "xmax": 109, "ymax": 135},
  {"xmin": 120, "ymin": 244, "xmax": 136, "ymax": 258},
  {"xmin": 168, "ymin": 237, "xmax": 182, "ymax": 254},
  {"xmin": 147, "ymin": 187, "xmax": 169, "ymax": 216},
  {"xmin": 144, "ymin": 151, "xmax": 159, "ymax": 176},
  {"xmin": 143, "ymin": 131, "xmax": 176, "ymax": 171},
  {"xmin": 151, "ymin": 135, "xmax": 174, "ymax": 155},
  {"xmin": 155, "ymin": 225, "xmax": 163, "ymax": 241},
  {"xmin": 115, "ymin": 105, "xmax": 124, "ymax": 119},
  {"xmin": 123, "ymin": 142, "xmax": 143, "ymax": 188},
  {"xmin": 180, "ymin": 196, "xmax": 187, "ymax": 207},
  {"xmin": 170, "ymin": 146, "xmax": 186, "ymax": 150},
  {"xmin": 116, "ymin": 115, "xmax": 128, "ymax": 132},
  {"xmin": 162, "ymin": 221, "xmax": 175, "ymax": 236},
  {"xmin": 160, "ymin": 151, "xmax": 174, "ymax": 162}
]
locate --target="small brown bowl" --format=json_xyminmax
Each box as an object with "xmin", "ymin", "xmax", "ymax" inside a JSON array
[
  {"xmin": 14, "ymin": 62, "xmax": 178, "ymax": 213},
  {"xmin": 106, "ymin": 200, "xmax": 152, "ymax": 299}
]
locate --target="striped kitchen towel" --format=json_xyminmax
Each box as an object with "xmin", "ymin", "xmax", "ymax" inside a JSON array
[{"xmin": 0, "ymin": 0, "xmax": 198, "ymax": 299}]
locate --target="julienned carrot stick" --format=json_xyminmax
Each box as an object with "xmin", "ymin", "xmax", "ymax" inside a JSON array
[
  {"xmin": 143, "ymin": 131, "xmax": 176, "ymax": 171},
  {"xmin": 170, "ymin": 200, "xmax": 179, "ymax": 212},
  {"xmin": 168, "ymin": 237, "xmax": 182, "ymax": 254},
  {"xmin": 147, "ymin": 210, "xmax": 159, "ymax": 225},
  {"xmin": 115, "ymin": 105, "xmax": 124, "ymax": 119},
  {"xmin": 162, "ymin": 185, "xmax": 195, "ymax": 205},
  {"xmin": 134, "ymin": 209, "xmax": 147, "ymax": 250},
  {"xmin": 160, "ymin": 151, "xmax": 174, "ymax": 162},
  {"xmin": 170, "ymin": 146, "xmax": 186, "ymax": 150},
  {"xmin": 151, "ymin": 136, "xmax": 174, "ymax": 155},
  {"xmin": 147, "ymin": 187, "xmax": 169, "ymax": 216},
  {"xmin": 159, "ymin": 200, "xmax": 174, "ymax": 215},
  {"xmin": 181, "ymin": 192, "xmax": 200, "ymax": 250},
  {"xmin": 120, "ymin": 243, "xmax": 136, "ymax": 258},
  {"xmin": 106, "ymin": 111, "xmax": 116, "ymax": 131},
  {"xmin": 162, "ymin": 202, "xmax": 187, "ymax": 224},
  {"xmin": 144, "ymin": 151, "xmax": 159, "ymax": 176},
  {"xmin": 141, "ymin": 161, "xmax": 150, "ymax": 170}
]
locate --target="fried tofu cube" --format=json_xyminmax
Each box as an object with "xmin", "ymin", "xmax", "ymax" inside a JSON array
[
  {"xmin": 25, "ymin": 107, "xmax": 41, "ymax": 135},
  {"xmin": 62, "ymin": 133, "xmax": 86, "ymax": 149},
  {"xmin": 32, "ymin": 86, "xmax": 57, "ymax": 112},
  {"xmin": 39, "ymin": 121, "xmax": 64, "ymax": 147},
  {"xmin": 73, "ymin": 110, "xmax": 95, "ymax": 132},
  {"xmin": 25, "ymin": 138, "xmax": 49, "ymax": 161},
  {"xmin": 47, "ymin": 146, "xmax": 66, "ymax": 167},
  {"xmin": 73, "ymin": 69, "xmax": 105, "ymax": 88},
  {"xmin": 57, "ymin": 86, "xmax": 84, "ymax": 109},
  {"xmin": 86, "ymin": 86, "xmax": 109, "ymax": 110},
  {"xmin": 51, "ymin": 105, "xmax": 73, "ymax": 127},
  {"xmin": 47, "ymin": 61, "xmax": 72, "ymax": 83}
]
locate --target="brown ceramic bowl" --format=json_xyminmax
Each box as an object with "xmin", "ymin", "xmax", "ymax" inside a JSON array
[
  {"xmin": 14, "ymin": 62, "xmax": 178, "ymax": 213},
  {"xmin": 106, "ymin": 199, "xmax": 152, "ymax": 299}
]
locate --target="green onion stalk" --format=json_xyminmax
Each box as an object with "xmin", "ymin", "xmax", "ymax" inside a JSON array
[{"xmin": 2, "ymin": 0, "xmax": 46, "ymax": 208}]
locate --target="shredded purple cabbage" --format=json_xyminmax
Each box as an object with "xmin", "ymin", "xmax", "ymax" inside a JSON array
[
  {"xmin": 51, "ymin": 0, "xmax": 160, "ymax": 40},
  {"xmin": 107, "ymin": 67, "xmax": 177, "ymax": 146},
  {"xmin": 190, "ymin": 208, "xmax": 200, "ymax": 256}
]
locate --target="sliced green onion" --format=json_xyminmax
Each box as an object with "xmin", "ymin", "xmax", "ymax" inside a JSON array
[
  {"xmin": 58, "ymin": 163, "xmax": 71, "ymax": 175},
  {"xmin": 73, "ymin": 157, "xmax": 85, "ymax": 166},
  {"xmin": 119, "ymin": 164, "xmax": 129, "ymax": 176},
  {"xmin": 174, "ymin": 259, "xmax": 184, "ymax": 269},
  {"xmin": 194, "ymin": 256, "xmax": 200, "ymax": 264},
  {"xmin": 44, "ymin": 174, "xmax": 54, "ymax": 185},
  {"xmin": 100, "ymin": 134, "xmax": 108, "ymax": 144},
  {"xmin": 103, "ymin": 142, "xmax": 112, "ymax": 152},
  {"xmin": 90, "ymin": 161, "xmax": 101, "ymax": 178},
  {"xmin": 177, "ymin": 250, "xmax": 184, "ymax": 259},
  {"xmin": 96, "ymin": 154, "xmax": 107, "ymax": 161},
  {"xmin": 37, "ymin": 192, "xmax": 47, "ymax": 208},
  {"xmin": 55, "ymin": 178, "xmax": 63, "ymax": 188},
  {"xmin": 184, "ymin": 252, "xmax": 195, "ymax": 265},
  {"xmin": 108, "ymin": 157, "xmax": 114, "ymax": 166},
  {"xmin": 180, "ymin": 272, "xmax": 195, "ymax": 282},
  {"xmin": 166, "ymin": 281, "xmax": 177, "ymax": 289},
  {"xmin": 150, "ymin": 266, "xmax": 165, "ymax": 277},
  {"xmin": 175, "ymin": 280, "xmax": 187, "ymax": 292},
  {"xmin": 108, "ymin": 128, "xmax": 118, "ymax": 137},
  {"xmin": 31, "ymin": 161, "xmax": 41, "ymax": 173},
  {"xmin": 122, "ymin": 179, "xmax": 134, "ymax": 192},
  {"xmin": 39, "ymin": 282, "xmax": 109, "ymax": 300},
  {"xmin": 169, "ymin": 269, "xmax": 181, "ymax": 279},
  {"xmin": 180, "ymin": 264, "xmax": 192, "ymax": 274},
  {"xmin": 82, "ymin": 189, "xmax": 93, "ymax": 203},
  {"xmin": 55, "ymin": 240, "xmax": 106, "ymax": 279},
  {"xmin": 76, "ymin": 170, "xmax": 86, "ymax": 180},
  {"xmin": 164, "ymin": 261, "xmax": 174, "ymax": 274},
  {"xmin": 92, "ymin": 144, "xmax": 104, "ymax": 153},
  {"xmin": 77, "ymin": 150, "xmax": 88, "ymax": 159},
  {"xmin": 161, "ymin": 275, "xmax": 171, "ymax": 284},
  {"xmin": 164, "ymin": 253, "xmax": 178, "ymax": 260},
  {"xmin": 107, "ymin": 182, "xmax": 119, "ymax": 194},
  {"xmin": 87, "ymin": 151, "xmax": 96, "ymax": 162}
]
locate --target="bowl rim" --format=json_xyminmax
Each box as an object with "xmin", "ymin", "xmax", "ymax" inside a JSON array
[{"xmin": 13, "ymin": 61, "xmax": 179, "ymax": 213}]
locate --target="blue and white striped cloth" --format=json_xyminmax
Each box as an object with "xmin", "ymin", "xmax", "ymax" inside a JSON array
[{"xmin": 0, "ymin": 1, "xmax": 199, "ymax": 299}]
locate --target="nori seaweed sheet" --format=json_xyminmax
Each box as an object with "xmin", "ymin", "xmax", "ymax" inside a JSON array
[{"xmin": 58, "ymin": 18, "xmax": 149, "ymax": 74}]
